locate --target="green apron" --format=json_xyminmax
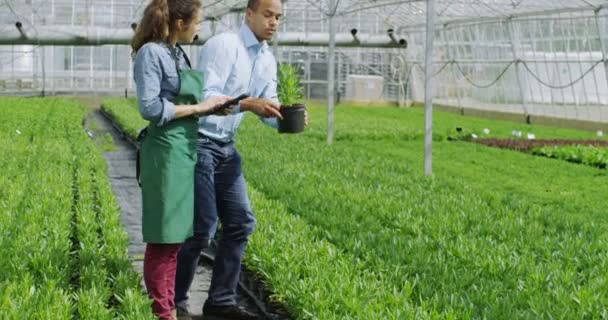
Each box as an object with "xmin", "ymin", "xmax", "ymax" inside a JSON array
[{"xmin": 139, "ymin": 45, "xmax": 204, "ymax": 244}]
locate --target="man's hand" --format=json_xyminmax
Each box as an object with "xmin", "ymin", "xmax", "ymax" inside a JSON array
[{"xmin": 240, "ymin": 97, "xmax": 283, "ymax": 119}]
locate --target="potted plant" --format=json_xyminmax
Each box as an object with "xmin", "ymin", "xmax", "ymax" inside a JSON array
[{"xmin": 277, "ymin": 63, "xmax": 306, "ymax": 134}]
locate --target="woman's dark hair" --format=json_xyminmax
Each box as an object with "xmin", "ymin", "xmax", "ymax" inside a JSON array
[{"xmin": 131, "ymin": 0, "xmax": 202, "ymax": 56}]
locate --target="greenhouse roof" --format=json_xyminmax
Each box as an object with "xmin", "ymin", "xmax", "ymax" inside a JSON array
[
  {"xmin": 0, "ymin": 0, "xmax": 606, "ymax": 36},
  {"xmin": 209, "ymin": 0, "xmax": 608, "ymax": 28}
]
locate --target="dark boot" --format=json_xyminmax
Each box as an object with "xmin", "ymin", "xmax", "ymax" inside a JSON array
[
  {"xmin": 202, "ymin": 302, "xmax": 258, "ymax": 320},
  {"xmin": 175, "ymin": 305, "xmax": 192, "ymax": 320}
]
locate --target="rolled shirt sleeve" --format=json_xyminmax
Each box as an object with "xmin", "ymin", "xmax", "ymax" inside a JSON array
[
  {"xmin": 258, "ymin": 61, "xmax": 279, "ymax": 128},
  {"xmin": 260, "ymin": 116, "xmax": 278, "ymax": 129},
  {"xmin": 134, "ymin": 44, "xmax": 176, "ymax": 127},
  {"xmin": 262, "ymin": 61, "xmax": 280, "ymax": 105}
]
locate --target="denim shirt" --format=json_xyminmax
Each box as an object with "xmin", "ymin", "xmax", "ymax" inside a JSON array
[
  {"xmin": 133, "ymin": 42, "xmax": 190, "ymax": 127},
  {"xmin": 197, "ymin": 24, "xmax": 279, "ymax": 143}
]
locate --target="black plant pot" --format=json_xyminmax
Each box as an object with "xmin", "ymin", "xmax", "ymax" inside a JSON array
[{"xmin": 278, "ymin": 104, "xmax": 306, "ymax": 134}]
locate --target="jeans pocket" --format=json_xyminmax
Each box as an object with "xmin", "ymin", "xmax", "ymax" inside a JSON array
[{"xmin": 197, "ymin": 137, "xmax": 210, "ymax": 146}]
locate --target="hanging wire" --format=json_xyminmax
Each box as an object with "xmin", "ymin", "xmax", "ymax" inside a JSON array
[
  {"xmin": 453, "ymin": 61, "xmax": 516, "ymax": 89},
  {"xmin": 432, "ymin": 60, "xmax": 453, "ymax": 76},
  {"xmin": 521, "ymin": 59, "xmax": 603, "ymax": 89}
]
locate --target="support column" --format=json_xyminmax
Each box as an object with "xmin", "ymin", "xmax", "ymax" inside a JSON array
[
  {"xmin": 508, "ymin": 17, "xmax": 530, "ymax": 123},
  {"xmin": 327, "ymin": 0, "xmax": 336, "ymax": 145},
  {"xmin": 595, "ymin": 7, "xmax": 608, "ymax": 96},
  {"xmin": 424, "ymin": 0, "xmax": 436, "ymax": 176}
]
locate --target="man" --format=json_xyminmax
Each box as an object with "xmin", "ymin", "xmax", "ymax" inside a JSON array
[{"xmin": 174, "ymin": 0, "xmax": 306, "ymax": 319}]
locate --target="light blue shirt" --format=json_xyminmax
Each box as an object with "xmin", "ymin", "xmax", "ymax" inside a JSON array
[
  {"xmin": 133, "ymin": 42, "xmax": 190, "ymax": 126},
  {"xmin": 198, "ymin": 23, "xmax": 279, "ymax": 142}
]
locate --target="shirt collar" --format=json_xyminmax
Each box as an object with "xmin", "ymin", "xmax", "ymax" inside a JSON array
[
  {"xmin": 240, "ymin": 23, "xmax": 268, "ymax": 51},
  {"xmin": 160, "ymin": 42, "xmax": 182, "ymax": 59}
]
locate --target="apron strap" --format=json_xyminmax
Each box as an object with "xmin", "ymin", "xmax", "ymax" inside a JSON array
[
  {"xmin": 176, "ymin": 44, "xmax": 193, "ymax": 69},
  {"xmin": 135, "ymin": 127, "xmax": 148, "ymax": 187},
  {"xmin": 169, "ymin": 44, "xmax": 193, "ymax": 102},
  {"xmin": 170, "ymin": 44, "xmax": 192, "ymax": 71}
]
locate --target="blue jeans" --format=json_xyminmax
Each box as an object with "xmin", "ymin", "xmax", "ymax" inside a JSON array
[{"xmin": 174, "ymin": 137, "xmax": 255, "ymax": 307}]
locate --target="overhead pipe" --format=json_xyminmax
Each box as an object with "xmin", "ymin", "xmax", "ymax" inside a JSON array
[
  {"xmin": 15, "ymin": 22, "xmax": 27, "ymax": 38},
  {"xmin": 387, "ymin": 28, "xmax": 407, "ymax": 48},
  {"xmin": 350, "ymin": 28, "xmax": 360, "ymax": 45},
  {"xmin": 270, "ymin": 32, "xmax": 407, "ymax": 48},
  {"xmin": 388, "ymin": 28, "xmax": 397, "ymax": 43},
  {"xmin": 0, "ymin": 25, "xmax": 134, "ymax": 46},
  {"xmin": 0, "ymin": 25, "xmax": 408, "ymax": 48}
]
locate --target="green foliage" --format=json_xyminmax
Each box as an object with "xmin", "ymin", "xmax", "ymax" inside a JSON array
[
  {"xmin": 86, "ymin": 113, "xmax": 116, "ymax": 151},
  {"xmin": 277, "ymin": 63, "xmax": 304, "ymax": 106},
  {"xmin": 446, "ymin": 127, "xmax": 477, "ymax": 141},
  {"xmin": 532, "ymin": 145, "xmax": 608, "ymax": 169},
  {"xmin": 101, "ymin": 97, "xmax": 147, "ymax": 139},
  {"xmin": 237, "ymin": 104, "xmax": 608, "ymax": 319},
  {"xmin": 95, "ymin": 132, "xmax": 116, "ymax": 151},
  {"xmin": 246, "ymin": 188, "xmax": 426, "ymax": 319},
  {"xmin": 301, "ymin": 101, "xmax": 605, "ymax": 142},
  {"xmin": 101, "ymin": 98, "xmax": 608, "ymax": 319},
  {"xmin": 0, "ymin": 98, "xmax": 154, "ymax": 319}
]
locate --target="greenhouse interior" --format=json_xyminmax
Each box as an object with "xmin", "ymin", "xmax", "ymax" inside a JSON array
[{"xmin": 1, "ymin": 0, "xmax": 608, "ymax": 319}]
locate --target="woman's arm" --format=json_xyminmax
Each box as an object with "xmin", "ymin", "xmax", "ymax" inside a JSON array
[
  {"xmin": 173, "ymin": 96, "xmax": 233, "ymax": 119},
  {"xmin": 134, "ymin": 44, "xmax": 176, "ymax": 126},
  {"xmin": 134, "ymin": 44, "xmax": 231, "ymax": 124}
]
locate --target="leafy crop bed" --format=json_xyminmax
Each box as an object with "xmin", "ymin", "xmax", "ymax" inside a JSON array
[
  {"xmin": 475, "ymin": 139, "xmax": 608, "ymax": 151},
  {"xmin": 531, "ymin": 145, "xmax": 608, "ymax": 169},
  {"xmin": 0, "ymin": 98, "xmax": 154, "ymax": 319},
  {"xmin": 103, "ymin": 99, "xmax": 608, "ymax": 319},
  {"xmin": 475, "ymin": 139, "xmax": 608, "ymax": 169},
  {"xmin": 101, "ymin": 98, "xmax": 147, "ymax": 139}
]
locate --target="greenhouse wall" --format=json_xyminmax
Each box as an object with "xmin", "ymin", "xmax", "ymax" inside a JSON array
[{"xmin": 0, "ymin": 0, "xmax": 606, "ymax": 122}]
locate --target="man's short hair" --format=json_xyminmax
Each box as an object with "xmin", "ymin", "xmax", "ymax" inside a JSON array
[
  {"xmin": 247, "ymin": 0, "xmax": 260, "ymax": 10},
  {"xmin": 247, "ymin": 0, "xmax": 285, "ymax": 11}
]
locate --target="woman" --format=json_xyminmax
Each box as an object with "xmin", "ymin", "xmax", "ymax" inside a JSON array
[{"xmin": 131, "ymin": 0, "xmax": 231, "ymax": 319}]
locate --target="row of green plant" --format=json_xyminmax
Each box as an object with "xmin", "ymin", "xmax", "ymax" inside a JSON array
[
  {"xmin": 100, "ymin": 97, "xmax": 147, "ymax": 139},
  {"xmin": 237, "ymin": 120, "xmax": 608, "ymax": 319},
  {"xmin": 246, "ymin": 187, "xmax": 431, "ymax": 319},
  {"xmin": 101, "ymin": 98, "xmax": 608, "ymax": 318},
  {"xmin": 0, "ymin": 98, "xmax": 154, "ymax": 319},
  {"xmin": 100, "ymin": 97, "xmax": 433, "ymax": 319},
  {"xmin": 303, "ymin": 102, "xmax": 607, "ymax": 169},
  {"xmin": 302, "ymin": 101, "xmax": 606, "ymax": 142},
  {"xmin": 98, "ymin": 101, "xmax": 433, "ymax": 319},
  {"xmin": 100, "ymin": 96, "xmax": 603, "ymax": 143},
  {"xmin": 531, "ymin": 144, "xmax": 608, "ymax": 169}
]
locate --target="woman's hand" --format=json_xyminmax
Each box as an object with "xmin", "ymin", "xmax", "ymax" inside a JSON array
[{"xmin": 195, "ymin": 96, "xmax": 233, "ymax": 116}]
